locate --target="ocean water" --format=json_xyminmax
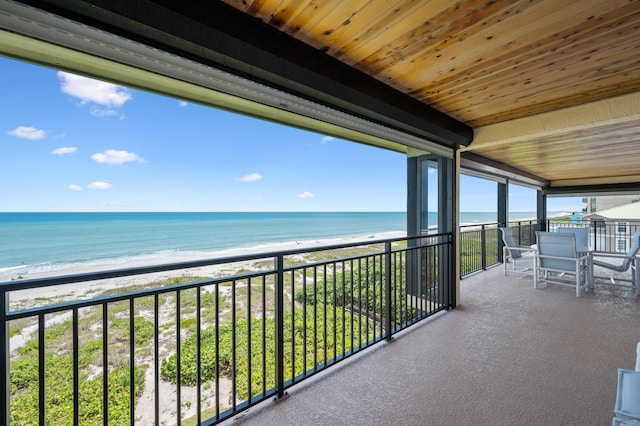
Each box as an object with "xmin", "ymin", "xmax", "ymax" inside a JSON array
[
  {"xmin": 0, "ymin": 211, "xmax": 546, "ymax": 279},
  {"xmin": 0, "ymin": 212, "xmax": 407, "ymax": 278}
]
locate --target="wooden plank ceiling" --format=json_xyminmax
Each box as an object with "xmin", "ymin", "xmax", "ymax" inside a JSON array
[{"xmin": 220, "ymin": 0, "xmax": 640, "ymax": 189}]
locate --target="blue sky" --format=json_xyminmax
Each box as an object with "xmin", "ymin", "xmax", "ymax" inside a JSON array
[{"xmin": 1, "ymin": 56, "xmax": 583, "ymax": 213}]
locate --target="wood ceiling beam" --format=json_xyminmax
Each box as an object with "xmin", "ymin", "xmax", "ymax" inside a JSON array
[{"xmin": 15, "ymin": 0, "xmax": 473, "ymax": 148}]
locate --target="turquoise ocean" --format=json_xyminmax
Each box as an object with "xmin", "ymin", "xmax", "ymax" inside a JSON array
[{"xmin": 0, "ymin": 211, "xmax": 546, "ymax": 279}]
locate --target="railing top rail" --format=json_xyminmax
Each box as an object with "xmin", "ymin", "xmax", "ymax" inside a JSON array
[
  {"xmin": 0, "ymin": 233, "xmax": 451, "ymax": 292},
  {"xmin": 459, "ymin": 219, "xmax": 542, "ymax": 230}
]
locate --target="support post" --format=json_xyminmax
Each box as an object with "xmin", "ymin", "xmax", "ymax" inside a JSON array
[
  {"xmin": 537, "ymin": 190, "xmax": 547, "ymax": 232},
  {"xmin": 497, "ymin": 182, "xmax": 508, "ymax": 263}
]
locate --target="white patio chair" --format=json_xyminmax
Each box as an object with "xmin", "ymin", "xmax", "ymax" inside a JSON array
[
  {"xmin": 534, "ymin": 231, "xmax": 589, "ymax": 297},
  {"xmin": 592, "ymin": 231, "xmax": 640, "ymax": 295},
  {"xmin": 614, "ymin": 369, "xmax": 640, "ymax": 422},
  {"xmin": 500, "ymin": 227, "xmax": 535, "ymax": 276}
]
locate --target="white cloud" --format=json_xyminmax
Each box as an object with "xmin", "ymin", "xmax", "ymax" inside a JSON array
[
  {"xmin": 179, "ymin": 101, "xmax": 188, "ymax": 107},
  {"xmin": 52, "ymin": 147, "xmax": 78, "ymax": 156},
  {"xmin": 58, "ymin": 71, "xmax": 132, "ymax": 107},
  {"xmin": 236, "ymin": 173, "xmax": 263, "ymax": 182},
  {"xmin": 88, "ymin": 181, "xmax": 112, "ymax": 190},
  {"xmin": 90, "ymin": 107, "xmax": 121, "ymax": 118},
  {"xmin": 296, "ymin": 191, "xmax": 315, "ymax": 199},
  {"xmin": 321, "ymin": 136, "xmax": 335, "ymax": 144},
  {"xmin": 8, "ymin": 126, "xmax": 46, "ymax": 140},
  {"xmin": 68, "ymin": 184, "xmax": 83, "ymax": 191},
  {"xmin": 92, "ymin": 149, "xmax": 145, "ymax": 165}
]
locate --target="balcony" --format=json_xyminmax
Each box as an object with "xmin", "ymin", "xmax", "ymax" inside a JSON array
[
  {"xmin": 233, "ymin": 264, "xmax": 640, "ymax": 426},
  {"xmin": 4, "ymin": 223, "xmax": 639, "ymax": 425},
  {"xmin": 2, "ymin": 234, "xmax": 453, "ymax": 425}
]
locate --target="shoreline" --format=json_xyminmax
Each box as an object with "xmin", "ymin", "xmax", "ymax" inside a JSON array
[{"xmin": 4, "ymin": 231, "xmax": 407, "ymax": 285}]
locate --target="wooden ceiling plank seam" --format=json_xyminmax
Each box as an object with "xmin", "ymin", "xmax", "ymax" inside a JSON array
[
  {"xmin": 436, "ymin": 48, "xmax": 640, "ymax": 111},
  {"xmin": 332, "ymin": 0, "xmax": 452, "ymax": 65},
  {"xmin": 407, "ymin": 0, "xmax": 640, "ymax": 103},
  {"xmin": 437, "ymin": 54, "xmax": 640, "ymax": 117},
  {"xmin": 368, "ymin": 0, "xmax": 561, "ymax": 82},
  {"xmin": 479, "ymin": 138, "xmax": 640, "ymax": 159},
  {"xmin": 275, "ymin": 0, "xmax": 345, "ymax": 38},
  {"xmin": 335, "ymin": 0, "xmax": 455, "ymax": 66},
  {"xmin": 356, "ymin": 0, "xmax": 519, "ymax": 78},
  {"xmin": 428, "ymin": 14, "xmax": 640, "ymax": 109},
  {"xmin": 295, "ymin": 0, "xmax": 374, "ymax": 48},
  {"xmin": 442, "ymin": 69, "xmax": 640, "ymax": 126},
  {"xmin": 400, "ymin": 0, "xmax": 632, "ymax": 85},
  {"xmin": 429, "ymin": 42, "xmax": 640, "ymax": 114},
  {"xmin": 321, "ymin": 0, "xmax": 412, "ymax": 56},
  {"xmin": 472, "ymin": 131, "xmax": 640, "ymax": 180},
  {"xmin": 264, "ymin": 1, "xmax": 310, "ymax": 29},
  {"xmin": 220, "ymin": 0, "xmax": 255, "ymax": 13},
  {"xmin": 464, "ymin": 81, "xmax": 640, "ymax": 126},
  {"xmin": 246, "ymin": 0, "xmax": 287, "ymax": 21}
]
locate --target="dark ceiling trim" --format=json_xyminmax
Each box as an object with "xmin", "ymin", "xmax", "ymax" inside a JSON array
[
  {"xmin": 14, "ymin": 0, "xmax": 473, "ymax": 148},
  {"xmin": 460, "ymin": 152, "xmax": 549, "ymax": 188},
  {"xmin": 545, "ymin": 183, "xmax": 640, "ymax": 196}
]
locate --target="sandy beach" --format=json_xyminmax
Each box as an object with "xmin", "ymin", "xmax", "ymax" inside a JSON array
[{"xmin": 6, "ymin": 231, "xmax": 406, "ymax": 300}]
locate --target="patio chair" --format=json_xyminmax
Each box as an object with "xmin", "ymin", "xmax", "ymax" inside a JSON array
[
  {"xmin": 557, "ymin": 227, "xmax": 590, "ymax": 252},
  {"xmin": 500, "ymin": 227, "xmax": 535, "ymax": 276},
  {"xmin": 534, "ymin": 231, "xmax": 590, "ymax": 297},
  {"xmin": 614, "ymin": 369, "xmax": 640, "ymax": 422},
  {"xmin": 613, "ymin": 417, "xmax": 640, "ymax": 425},
  {"xmin": 592, "ymin": 231, "xmax": 640, "ymax": 295}
]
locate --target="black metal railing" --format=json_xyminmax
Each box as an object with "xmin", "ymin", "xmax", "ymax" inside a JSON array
[
  {"xmin": 1, "ymin": 234, "xmax": 452, "ymax": 425},
  {"xmin": 547, "ymin": 219, "xmax": 640, "ymax": 252},
  {"xmin": 460, "ymin": 220, "xmax": 543, "ymax": 277}
]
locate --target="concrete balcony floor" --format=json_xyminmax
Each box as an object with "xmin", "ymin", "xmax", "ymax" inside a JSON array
[{"xmin": 229, "ymin": 264, "xmax": 640, "ymax": 426}]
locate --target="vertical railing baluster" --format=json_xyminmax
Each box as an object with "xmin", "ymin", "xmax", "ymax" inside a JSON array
[
  {"xmin": 372, "ymin": 257, "xmax": 377, "ymax": 339},
  {"xmin": 313, "ymin": 266, "xmax": 318, "ymax": 370},
  {"xmin": 302, "ymin": 267, "xmax": 307, "ymax": 377},
  {"xmin": 261, "ymin": 275, "xmax": 267, "ymax": 396},
  {"xmin": 215, "ymin": 283, "xmax": 220, "ymax": 419},
  {"xmin": 73, "ymin": 308, "xmax": 79, "ymax": 426},
  {"xmin": 341, "ymin": 261, "xmax": 346, "ymax": 357},
  {"xmin": 129, "ymin": 299, "xmax": 135, "ymax": 426},
  {"xmin": 103, "ymin": 304, "xmax": 109, "ymax": 426},
  {"xmin": 176, "ymin": 291, "xmax": 181, "ymax": 425},
  {"xmin": 365, "ymin": 257, "xmax": 370, "ymax": 343},
  {"xmin": 349, "ymin": 259, "xmax": 354, "ymax": 353},
  {"xmin": 248, "ymin": 277, "xmax": 253, "ymax": 397},
  {"xmin": 289, "ymin": 272, "xmax": 294, "ymax": 381},
  {"xmin": 231, "ymin": 280, "xmax": 236, "ymax": 411},
  {"xmin": 323, "ymin": 263, "xmax": 327, "ymax": 366},
  {"xmin": 481, "ymin": 225, "xmax": 487, "ymax": 270},
  {"xmin": 39, "ymin": 314, "xmax": 45, "ymax": 426},
  {"xmin": 196, "ymin": 287, "xmax": 202, "ymax": 425},
  {"xmin": 385, "ymin": 242, "xmax": 392, "ymax": 341},
  {"xmin": 153, "ymin": 295, "xmax": 159, "ymax": 426},
  {"xmin": 332, "ymin": 263, "xmax": 337, "ymax": 362},
  {"xmin": 275, "ymin": 254, "xmax": 285, "ymax": 399}
]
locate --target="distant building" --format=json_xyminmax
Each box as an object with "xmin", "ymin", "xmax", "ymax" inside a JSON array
[
  {"xmin": 585, "ymin": 202, "xmax": 640, "ymax": 252},
  {"xmin": 582, "ymin": 195, "xmax": 640, "ymax": 215}
]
